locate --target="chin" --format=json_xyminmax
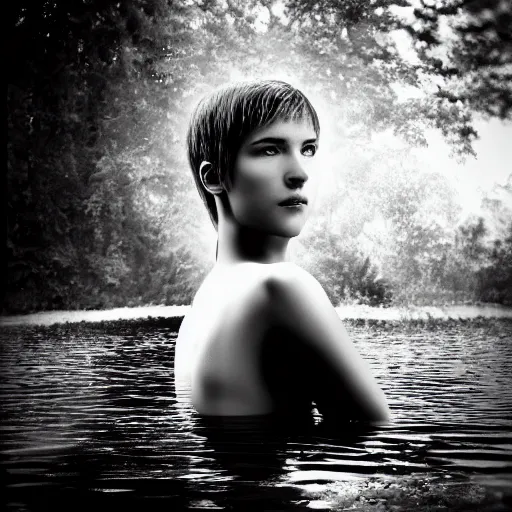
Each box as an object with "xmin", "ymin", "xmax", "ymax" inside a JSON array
[
  {"xmin": 242, "ymin": 216, "xmax": 307, "ymax": 238},
  {"xmin": 273, "ymin": 221, "xmax": 306, "ymax": 238}
]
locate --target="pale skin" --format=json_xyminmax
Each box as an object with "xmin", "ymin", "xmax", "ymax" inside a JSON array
[{"xmin": 174, "ymin": 119, "xmax": 390, "ymax": 422}]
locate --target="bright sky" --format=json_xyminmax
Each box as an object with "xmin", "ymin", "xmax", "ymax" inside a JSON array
[
  {"xmin": 419, "ymin": 118, "xmax": 512, "ymax": 215},
  {"xmin": 388, "ymin": 10, "xmax": 512, "ymax": 216}
]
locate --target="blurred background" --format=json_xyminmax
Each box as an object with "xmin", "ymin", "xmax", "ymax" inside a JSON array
[{"xmin": 5, "ymin": 0, "xmax": 512, "ymax": 313}]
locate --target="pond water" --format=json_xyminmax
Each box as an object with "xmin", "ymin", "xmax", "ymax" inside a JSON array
[{"xmin": 1, "ymin": 318, "xmax": 511, "ymax": 511}]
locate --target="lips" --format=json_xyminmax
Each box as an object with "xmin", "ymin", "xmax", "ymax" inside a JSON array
[{"xmin": 278, "ymin": 195, "xmax": 308, "ymax": 207}]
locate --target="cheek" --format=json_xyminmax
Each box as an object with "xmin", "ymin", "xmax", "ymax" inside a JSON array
[{"xmin": 232, "ymin": 158, "xmax": 277, "ymax": 195}]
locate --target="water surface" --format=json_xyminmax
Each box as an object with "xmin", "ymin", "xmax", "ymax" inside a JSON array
[{"xmin": 1, "ymin": 318, "xmax": 511, "ymax": 511}]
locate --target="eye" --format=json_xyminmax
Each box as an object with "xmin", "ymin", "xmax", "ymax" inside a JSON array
[
  {"xmin": 302, "ymin": 144, "xmax": 317, "ymax": 157},
  {"xmin": 259, "ymin": 146, "xmax": 280, "ymax": 156}
]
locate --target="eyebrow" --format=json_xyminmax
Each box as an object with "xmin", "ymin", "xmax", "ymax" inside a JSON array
[{"xmin": 250, "ymin": 137, "xmax": 318, "ymax": 146}]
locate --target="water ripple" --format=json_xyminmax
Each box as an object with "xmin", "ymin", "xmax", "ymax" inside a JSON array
[{"xmin": 1, "ymin": 319, "xmax": 511, "ymax": 510}]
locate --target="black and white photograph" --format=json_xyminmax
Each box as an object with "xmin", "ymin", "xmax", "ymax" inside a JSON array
[{"xmin": 3, "ymin": 1, "xmax": 512, "ymax": 510}]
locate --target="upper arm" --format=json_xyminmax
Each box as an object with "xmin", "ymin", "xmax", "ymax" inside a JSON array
[{"xmin": 264, "ymin": 264, "xmax": 390, "ymax": 422}]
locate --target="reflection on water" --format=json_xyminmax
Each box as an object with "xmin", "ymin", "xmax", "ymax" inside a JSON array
[{"xmin": 1, "ymin": 318, "xmax": 511, "ymax": 511}]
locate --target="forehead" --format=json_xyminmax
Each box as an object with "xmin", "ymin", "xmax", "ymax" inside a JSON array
[{"xmin": 243, "ymin": 119, "xmax": 318, "ymax": 145}]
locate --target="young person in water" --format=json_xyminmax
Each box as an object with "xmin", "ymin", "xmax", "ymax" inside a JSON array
[{"xmin": 174, "ymin": 80, "xmax": 390, "ymax": 423}]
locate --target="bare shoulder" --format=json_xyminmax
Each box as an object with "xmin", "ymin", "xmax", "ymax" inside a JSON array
[
  {"xmin": 261, "ymin": 262, "xmax": 390, "ymax": 422},
  {"xmin": 217, "ymin": 262, "xmax": 317, "ymax": 296},
  {"xmin": 265, "ymin": 262, "xmax": 325, "ymax": 292},
  {"xmin": 258, "ymin": 262, "xmax": 346, "ymax": 350},
  {"xmin": 229, "ymin": 262, "xmax": 329, "ymax": 315},
  {"xmin": 262, "ymin": 262, "xmax": 336, "ymax": 325}
]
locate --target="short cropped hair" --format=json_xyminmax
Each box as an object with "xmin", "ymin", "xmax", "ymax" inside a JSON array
[{"xmin": 187, "ymin": 80, "xmax": 320, "ymax": 228}]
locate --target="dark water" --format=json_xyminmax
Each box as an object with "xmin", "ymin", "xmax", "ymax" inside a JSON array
[{"xmin": 1, "ymin": 318, "xmax": 511, "ymax": 511}]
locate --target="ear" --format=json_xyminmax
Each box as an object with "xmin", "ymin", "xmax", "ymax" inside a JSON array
[{"xmin": 199, "ymin": 161, "xmax": 224, "ymax": 195}]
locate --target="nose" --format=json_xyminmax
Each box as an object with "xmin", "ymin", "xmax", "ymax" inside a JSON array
[{"xmin": 284, "ymin": 155, "xmax": 309, "ymax": 189}]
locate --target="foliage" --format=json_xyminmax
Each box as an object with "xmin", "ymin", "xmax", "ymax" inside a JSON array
[
  {"xmin": 298, "ymin": 223, "xmax": 392, "ymax": 306},
  {"xmin": 477, "ymin": 222, "xmax": 512, "ymax": 306},
  {"xmin": 5, "ymin": 0, "xmax": 512, "ymax": 312},
  {"xmin": 405, "ymin": 0, "xmax": 512, "ymax": 120}
]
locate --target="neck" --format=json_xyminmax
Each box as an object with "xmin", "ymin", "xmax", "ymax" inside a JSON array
[{"xmin": 215, "ymin": 216, "xmax": 291, "ymax": 265}]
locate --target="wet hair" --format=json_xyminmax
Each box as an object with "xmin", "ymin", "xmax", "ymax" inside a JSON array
[{"xmin": 187, "ymin": 80, "xmax": 320, "ymax": 228}]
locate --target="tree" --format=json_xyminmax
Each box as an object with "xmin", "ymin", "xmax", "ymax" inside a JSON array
[
  {"xmin": 7, "ymin": 0, "xmax": 208, "ymax": 312},
  {"xmin": 6, "ymin": 0, "xmax": 512, "ymax": 312},
  {"xmin": 477, "ymin": 222, "xmax": 512, "ymax": 305},
  {"xmin": 405, "ymin": 0, "xmax": 512, "ymax": 120}
]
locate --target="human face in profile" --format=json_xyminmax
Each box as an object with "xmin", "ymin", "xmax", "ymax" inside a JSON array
[{"xmin": 226, "ymin": 119, "xmax": 319, "ymax": 238}]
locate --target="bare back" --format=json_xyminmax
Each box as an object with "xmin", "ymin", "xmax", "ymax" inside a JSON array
[
  {"xmin": 174, "ymin": 263, "xmax": 278, "ymax": 415},
  {"xmin": 174, "ymin": 262, "xmax": 390, "ymax": 421}
]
